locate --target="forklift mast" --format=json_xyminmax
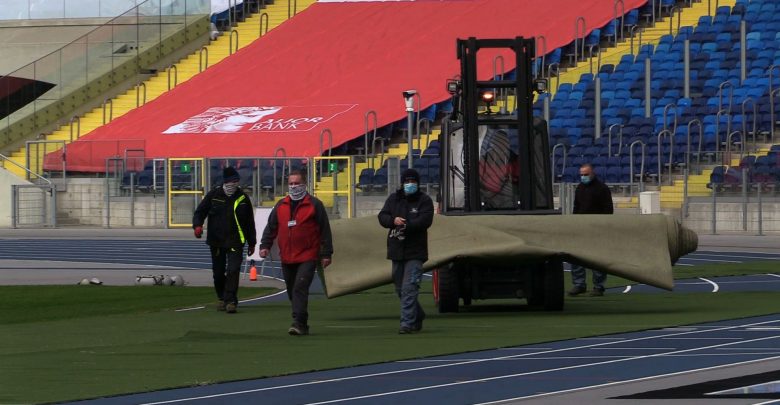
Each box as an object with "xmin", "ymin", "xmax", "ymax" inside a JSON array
[{"xmin": 442, "ymin": 36, "xmax": 554, "ymax": 214}]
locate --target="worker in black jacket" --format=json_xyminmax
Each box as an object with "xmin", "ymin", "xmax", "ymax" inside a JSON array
[
  {"xmin": 193, "ymin": 166, "xmax": 257, "ymax": 313},
  {"xmin": 378, "ymin": 168, "xmax": 434, "ymax": 334},
  {"xmin": 569, "ymin": 163, "xmax": 613, "ymax": 297}
]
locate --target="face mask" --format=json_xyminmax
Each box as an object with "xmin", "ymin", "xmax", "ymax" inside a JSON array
[
  {"xmin": 580, "ymin": 175, "xmax": 592, "ymax": 185},
  {"xmin": 289, "ymin": 184, "xmax": 307, "ymax": 201},
  {"xmin": 403, "ymin": 182, "xmax": 418, "ymax": 195},
  {"xmin": 223, "ymin": 182, "xmax": 238, "ymax": 196}
]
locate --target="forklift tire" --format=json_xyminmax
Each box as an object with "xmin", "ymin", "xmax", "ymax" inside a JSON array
[
  {"xmin": 542, "ymin": 260, "xmax": 564, "ymax": 311},
  {"xmin": 435, "ymin": 266, "xmax": 460, "ymax": 313}
]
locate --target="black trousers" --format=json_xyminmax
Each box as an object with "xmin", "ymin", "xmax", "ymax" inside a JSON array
[
  {"xmin": 282, "ymin": 261, "xmax": 317, "ymax": 327},
  {"xmin": 210, "ymin": 246, "xmax": 243, "ymax": 305}
]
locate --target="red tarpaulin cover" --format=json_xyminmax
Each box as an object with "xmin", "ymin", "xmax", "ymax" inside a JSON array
[{"xmin": 52, "ymin": 0, "xmax": 645, "ymax": 172}]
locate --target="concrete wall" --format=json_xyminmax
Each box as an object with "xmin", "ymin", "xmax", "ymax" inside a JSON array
[
  {"xmin": 54, "ymin": 178, "xmax": 166, "ymax": 227},
  {"xmin": 684, "ymin": 201, "xmax": 780, "ymax": 234}
]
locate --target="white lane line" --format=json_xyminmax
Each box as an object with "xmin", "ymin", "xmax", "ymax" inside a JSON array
[
  {"xmin": 474, "ymin": 354, "xmax": 780, "ymax": 405},
  {"xmin": 594, "ymin": 347, "xmax": 673, "ymax": 351},
  {"xmin": 688, "ymin": 253, "xmax": 780, "ymax": 260},
  {"xmin": 752, "ymin": 399, "xmax": 780, "ymax": 405},
  {"xmin": 663, "ymin": 337, "xmax": 743, "ymax": 340},
  {"xmin": 398, "ymin": 355, "xmax": 634, "ymax": 363},
  {"xmin": 767, "ymin": 273, "xmax": 780, "ymax": 278},
  {"xmin": 404, "ymin": 352, "xmax": 780, "ymax": 363},
  {"xmin": 746, "ymin": 327, "xmax": 780, "ymax": 331},
  {"xmin": 497, "ymin": 347, "xmax": 554, "ymax": 350},
  {"xmin": 718, "ymin": 348, "xmax": 780, "ymax": 350},
  {"xmin": 137, "ymin": 318, "xmax": 780, "ymax": 405},
  {"xmin": 684, "ymin": 258, "xmax": 742, "ymax": 263},
  {"xmin": 673, "ymin": 263, "xmax": 694, "ymax": 266},
  {"xmin": 175, "ymin": 282, "xmax": 287, "ymax": 312},
  {"xmin": 175, "ymin": 306, "xmax": 205, "ymax": 312},
  {"xmin": 622, "ymin": 285, "xmax": 632, "ymax": 294},
  {"xmin": 576, "ymin": 337, "xmax": 626, "ymax": 341},
  {"xmin": 239, "ymin": 289, "xmax": 288, "ymax": 303},
  {"xmin": 699, "ymin": 277, "xmax": 719, "ymax": 292},
  {"xmin": 300, "ymin": 335, "xmax": 780, "ymax": 405}
]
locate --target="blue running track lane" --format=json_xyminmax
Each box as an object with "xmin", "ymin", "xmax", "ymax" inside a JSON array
[{"xmin": 64, "ymin": 314, "xmax": 780, "ymax": 405}]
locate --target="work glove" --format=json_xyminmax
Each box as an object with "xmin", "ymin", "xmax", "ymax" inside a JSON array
[
  {"xmin": 194, "ymin": 226, "xmax": 203, "ymax": 238},
  {"xmin": 247, "ymin": 244, "xmax": 255, "ymax": 257},
  {"xmin": 259, "ymin": 248, "xmax": 269, "ymax": 258}
]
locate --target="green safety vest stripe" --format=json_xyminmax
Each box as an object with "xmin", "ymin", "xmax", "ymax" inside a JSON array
[{"xmin": 233, "ymin": 195, "xmax": 246, "ymax": 244}]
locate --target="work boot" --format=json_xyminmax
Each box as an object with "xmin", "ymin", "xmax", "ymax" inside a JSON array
[
  {"xmin": 288, "ymin": 323, "xmax": 309, "ymax": 336},
  {"xmin": 567, "ymin": 285, "xmax": 586, "ymax": 296},
  {"xmin": 217, "ymin": 300, "xmax": 226, "ymax": 311},
  {"xmin": 398, "ymin": 326, "xmax": 416, "ymax": 335},
  {"xmin": 589, "ymin": 288, "xmax": 605, "ymax": 297},
  {"xmin": 413, "ymin": 311, "xmax": 426, "ymax": 332},
  {"xmin": 226, "ymin": 303, "xmax": 237, "ymax": 313}
]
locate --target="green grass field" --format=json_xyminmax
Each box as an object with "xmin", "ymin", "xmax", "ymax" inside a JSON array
[{"xmin": 0, "ymin": 262, "xmax": 778, "ymax": 403}]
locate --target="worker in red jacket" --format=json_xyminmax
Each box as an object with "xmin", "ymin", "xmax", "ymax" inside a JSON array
[{"xmin": 259, "ymin": 170, "xmax": 333, "ymax": 336}]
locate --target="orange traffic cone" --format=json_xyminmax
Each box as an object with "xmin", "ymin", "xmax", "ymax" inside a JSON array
[{"xmin": 249, "ymin": 260, "xmax": 258, "ymax": 281}]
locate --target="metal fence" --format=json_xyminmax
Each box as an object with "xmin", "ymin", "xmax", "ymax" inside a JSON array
[{"xmin": 11, "ymin": 184, "xmax": 56, "ymax": 228}]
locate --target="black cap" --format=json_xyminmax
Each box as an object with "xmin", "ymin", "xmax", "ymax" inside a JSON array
[
  {"xmin": 401, "ymin": 168, "xmax": 420, "ymax": 183},
  {"xmin": 223, "ymin": 166, "xmax": 240, "ymax": 183}
]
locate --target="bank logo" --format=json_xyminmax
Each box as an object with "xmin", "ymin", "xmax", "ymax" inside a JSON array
[{"xmin": 163, "ymin": 104, "xmax": 357, "ymax": 134}]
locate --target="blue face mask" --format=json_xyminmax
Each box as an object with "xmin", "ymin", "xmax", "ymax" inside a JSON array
[
  {"xmin": 580, "ymin": 175, "xmax": 592, "ymax": 185},
  {"xmin": 403, "ymin": 182, "xmax": 418, "ymax": 195}
]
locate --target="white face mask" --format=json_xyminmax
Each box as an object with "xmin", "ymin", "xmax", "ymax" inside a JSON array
[
  {"xmin": 289, "ymin": 184, "xmax": 307, "ymax": 201},
  {"xmin": 223, "ymin": 182, "xmax": 238, "ymax": 196}
]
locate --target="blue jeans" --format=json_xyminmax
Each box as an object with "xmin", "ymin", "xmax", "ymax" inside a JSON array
[
  {"xmin": 571, "ymin": 264, "xmax": 606, "ymax": 291},
  {"xmin": 392, "ymin": 260, "xmax": 425, "ymax": 329}
]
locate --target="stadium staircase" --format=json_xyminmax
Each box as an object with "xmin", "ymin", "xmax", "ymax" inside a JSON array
[{"xmin": 3, "ymin": 0, "xmax": 317, "ymax": 180}]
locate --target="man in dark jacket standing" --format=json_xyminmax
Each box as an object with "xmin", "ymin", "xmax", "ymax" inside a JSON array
[
  {"xmin": 259, "ymin": 170, "xmax": 333, "ymax": 336},
  {"xmin": 568, "ymin": 163, "xmax": 614, "ymax": 297},
  {"xmin": 193, "ymin": 166, "xmax": 257, "ymax": 313},
  {"xmin": 378, "ymin": 168, "xmax": 434, "ymax": 334}
]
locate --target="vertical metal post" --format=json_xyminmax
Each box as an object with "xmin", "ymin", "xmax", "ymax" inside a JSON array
[
  {"xmin": 407, "ymin": 110, "xmax": 414, "ymax": 168},
  {"xmin": 682, "ymin": 168, "xmax": 689, "ymax": 219},
  {"xmin": 332, "ymin": 159, "xmax": 339, "ymax": 217},
  {"xmin": 595, "ymin": 77, "xmax": 602, "ymax": 139},
  {"xmin": 757, "ymin": 186, "xmax": 763, "ymax": 236},
  {"xmin": 105, "ymin": 173, "xmax": 111, "ymax": 229},
  {"xmin": 711, "ymin": 186, "xmax": 717, "ymax": 235},
  {"xmin": 543, "ymin": 95, "xmax": 551, "ymax": 134},
  {"xmin": 741, "ymin": 168, "xmax": 748, "ymax": 231},
  {"xmin": 163, "ymin": 160, "xmax": 169, "ymax": 228},
  {"xmin": 349, "ymin": 158, "xmax": 356, "ymax": 218},
  {"xmin": 130, "ymin": 172, "xmax": 135, "ymax": 227},
  {"xmin": 740, "ymin": 20, "xmax": 747, "ymax": 84},
  {"xmin": 645, "ymin": 57, "xmax": 651, "ymax": 118},
  {"xmin": 11, "ymin": 185, "xmax": 17, "ymax": 229},
  {"xmin": 50, "ymin": 187, "xmax": 57, "ymax": 228},
  {"xmin": 684, "ymin": 39, "xmax": 690, "ymax": 99}
]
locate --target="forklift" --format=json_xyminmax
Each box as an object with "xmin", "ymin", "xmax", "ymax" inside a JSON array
[{"xmin": 432, "ymin": 37, "xmax": 564, "ymax": 312}]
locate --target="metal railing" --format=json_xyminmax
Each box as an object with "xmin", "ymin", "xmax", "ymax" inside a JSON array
[
  {"xmin": 574, "ymin": 16, "xmax": 587, "ymax": 64},
  {"xmin": 199, "ymin": 46, "xmax": 209, "ymax": 72},
  {"xmin": 363, "ymin": 111, "xmax": 378, "ymax": 164}
]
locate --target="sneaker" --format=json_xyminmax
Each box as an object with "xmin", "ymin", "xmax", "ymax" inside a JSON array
[
  {"xmin": 567, "ymin": 286, "xmax": 587, "ymax": 296},
  {"xmin": 589, "ymin": 289, "xmax": 604, "ymax": 297},
  {"xmin": 398, "ymin": 327, "xmax": 416, "ymax": 335},
  {"xmin": 288, "ymin": 324, "xmax": 309, "ymax": 336},
  {"xmin": 226, "ymin": 303, "xmax": 237, "ymax": 313},
  {"xmin": 217, "ymin": 300, "xmax": 226, "ymax": 311}
]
